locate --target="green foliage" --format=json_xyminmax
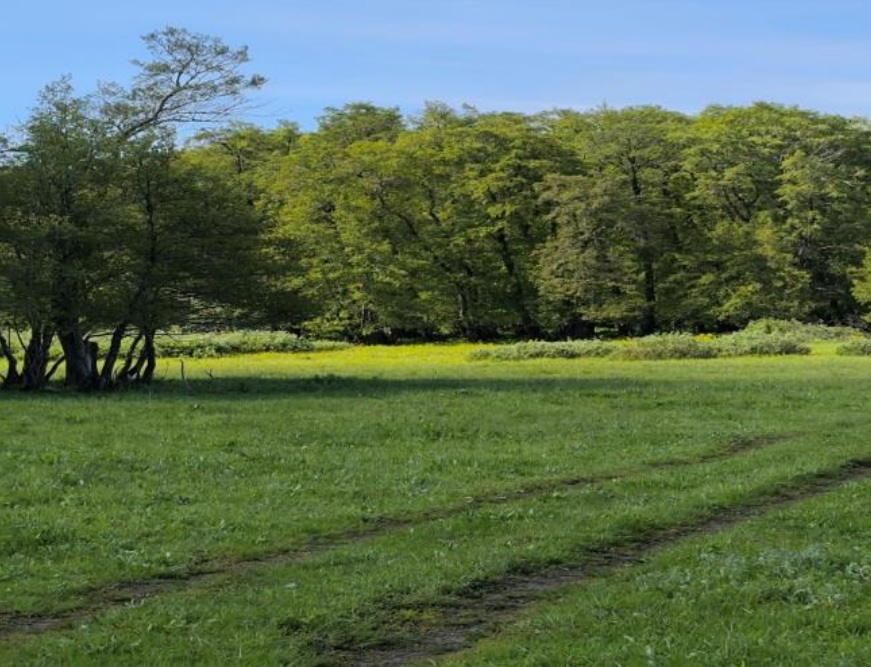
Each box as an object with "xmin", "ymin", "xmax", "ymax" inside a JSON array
[
  {"xmin": 681, "ymin": 104, "xmax": 871, "ymax": 327},
  {"xmin": 743, "ymin": 318, "xmax": 862, "ymax": 341},
  {"xmin": 470, "ymin": 328, "xmax": 813, "ymax": 361},
  {"xmin": 835, "ymin": 339, "xmax": 871, "ymax": 355},
  {"xmin": 618, "ymin": 332, "xmax": 810, "ymax": 360},
  {"xmin": 712, "ymin": 330, "xmax": 811, "ymax": 357},
  {"xmin": 619, "ymin": 333, "xmax": 719, "ymax": 359},
  {"xmin": 7, "ymin": 42, "xmax": 871, "ymax": 386},
  {"xmin": 0, "ymin": 27, "xmax": 266, "ymax": 390},
  {"xmin": 536, "ymin": 107, "xmax": 692, "ymax": 334},
  {"xmin": 261, "ymin": 102, "xmax": 869, "ymax": 340},
  {"xmin": 468, "ymin": 339, "xmax": 616, "ymax": 360},
  {"xmin": 269, "ymin": 103, "xmax": 579, "ymax": 340}
]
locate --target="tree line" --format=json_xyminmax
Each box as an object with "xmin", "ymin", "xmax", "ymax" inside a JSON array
[{"xmin": 4, "ymin": 28, "xmax": 871, "ymax": 390}]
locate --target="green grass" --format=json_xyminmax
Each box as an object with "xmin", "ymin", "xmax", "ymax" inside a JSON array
[
  {"xmin": 439, "ymin": 476, "xmax": 871, "ymax": 666},
  {"xmin": 2, "ymin": 344, "xmax": 871, "ymax": 664}
]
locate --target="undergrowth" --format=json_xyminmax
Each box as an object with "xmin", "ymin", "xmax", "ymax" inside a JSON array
[
  {"xmin": 469, "ymin": 326, "xmax": 829, "ymax": 362},
  {"xmin": 743, "ymin": 318, "xmax": 861, "ymax": 342},
  {"xmin": 0, "ymin": 330, "xmax": 350, "ymax": 361},
  {"xmin": 836, "ymin": 339, "xmax": 871, "ymax": 356},
  {"xmin": 154, "ymin": 331, "xmax": 350, "ymax": 358}
]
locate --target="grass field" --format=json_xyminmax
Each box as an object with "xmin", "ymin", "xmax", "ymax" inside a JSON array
[{"xmin": 2, "ymin": 344, "xmax": 871, "ymax": 665}]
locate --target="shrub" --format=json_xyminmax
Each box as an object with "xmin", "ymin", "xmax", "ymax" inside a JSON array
[
  {"xmin": 836, "ymin": 339, "xmax": 871, "ymax": 356},
  {"xmin": 713, "ymin": 332, "xmax": 811, "ymax": 357},
  {"xmin": 617, "ymin": 333, "xmax": 717, "ymax": 360},
  {"xmin": 154, "ymin": 331, "xmax": 350, "ymax": 358},
  {"xmin": 743, "ymin": 318, "xmax": 860, "ymax": 342},
  {"xmin": 470, "ymin": 330, "xmax": 812, "ymax": 362},
  {"xmin": 468, "ymin": 340, "xmax": 618, "ymax": 361}
]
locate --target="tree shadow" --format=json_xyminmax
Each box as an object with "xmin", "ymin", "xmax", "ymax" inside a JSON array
[
  {"xmin": 124, "ymin": 372, "xmax": 739, "ymax": 402},
  {"xmin": 0, "ymin": 373, "xmax": 666, "ymax": 401}
]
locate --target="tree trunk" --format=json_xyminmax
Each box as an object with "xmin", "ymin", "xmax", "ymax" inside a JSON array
[
  {"xmin": 117, "ymin": 329, "xmax": 144, "ymax": 382},
  {"xmin": 0, "ymin": 331, "xmax": 21, "ymax": 388},
  {"xmin": 21, "ymin": 328, "xmax": 54, "ymax": 390},
  {"xmin": 641, "ymin": 258, "xmax": 657, "ymax": 335},
  {"xmin": 58, "ymin": 330, "xmax": 96, "ymax": 391},
  {"xmin": 140, "ymin": 328, "xmax": 157, "ymax": 384},
  {"xmin": 97, "ymin": 322, "xmax": 129, "ymax": 389},
  {"xmin": 118, "ymin": 327, "xmax": 157, "ymax": 385}
]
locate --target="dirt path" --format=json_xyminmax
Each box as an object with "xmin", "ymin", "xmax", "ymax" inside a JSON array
[
  {"xmin": 332, "ymin": 458, "xmax": 871, "ymax": 667},
  {"xmin": 0, "ymin": 432, "xmax": 794, "ymax": 639}
]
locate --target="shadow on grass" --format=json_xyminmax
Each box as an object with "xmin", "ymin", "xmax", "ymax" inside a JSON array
[
  {"xmin": 166, "ymin": 374, "xmax": 663, "ymax": 399},
  {"xmin": 0, "ymin": 374, "xmax": 657, "ymax": 400},
  {"xmin": 0, "ymin": 372, "xmax": 788, "ymax": 402}
]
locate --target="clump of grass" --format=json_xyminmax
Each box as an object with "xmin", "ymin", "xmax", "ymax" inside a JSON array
[
  {"xmin": 154, "ymin": 331, "xmax": 350, "ymax": 358},
  {"xmin": 835, "ymin": 339, "xmax": 871, "ymax": 356},
  {"xmin": 619, "ymin": 333, "xmax": 717, "ymax": 360},
  {"xmin": 470, "ymin": 330, "xmax": 811, "ymax": 362},
  {"xmin": 743, "ymin": 318, "xmax": 862, "ymax": 342},
  {"xmin": 713, "ymin": 331, "xmax": 811, "ymax": 357},
  {"xmin": 468, "ymin": 340, "xmax": 617, "ymax": 361}
]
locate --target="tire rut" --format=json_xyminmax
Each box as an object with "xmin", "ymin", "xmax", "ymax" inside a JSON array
[
  {"xmin": 0, "ymin": 432, "xmax": 793, "ymax": 639},
  {"xmin": 330, "ymin": 458, "xmax": 871, "ymax": 667}
]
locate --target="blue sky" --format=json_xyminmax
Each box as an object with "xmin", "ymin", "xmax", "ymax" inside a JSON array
[{"xmin": 2, "ymin": 0, "xmax": 871, "ymax": 133}]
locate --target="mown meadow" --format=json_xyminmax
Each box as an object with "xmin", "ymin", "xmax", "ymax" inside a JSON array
[{"xmin": 2, "ymin": 340, "xmax": 871, "ymax": 665}]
